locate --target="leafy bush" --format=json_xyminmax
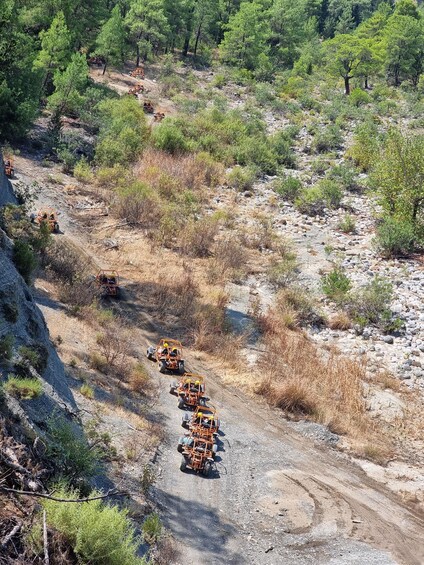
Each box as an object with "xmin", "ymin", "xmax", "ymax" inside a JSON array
[
  {"xmin": 273, "ymin": 175, "xmax": 302, "ymax": 201},
  {"xmin": 312, "ymin": 124, "xmax": 342, "ymax": 153},
  {"xmin": 95, "ymin": 97, "xmax": 149, "ymax": 165},
  {"xmin": 46, "ymin": 417, "xmax": 100, "ymax": 480},
  {"xmin": 74, "ymin": 158, "xmax": 94, "ymax": 183},
  {"xmin": 327, "ymin": 164, "xmax": 358, "ymax": 191},
  {"xmin": 80, "ymin": 383, "xmax": 94, "ymax": 399},
  {"xmin": 321, "ymin": 267, "xmax": 352, "ymax": 302},
  {"xmin": 319, "ymin": 179, "xmax": 343, "ymax": 208},
  {"xmin": 40, "ymin": 485, "xmax": 145, "ymax": 565},
  {"xmin": 3, "ymin": 375, "xmax": 42, "ymax": 399},
  {"xmin": 151, "ymin": 120, "xmax": 189, "ymax": 154},
  {"xmin": 338, "ymin": 214, "xmax": 356, "ymax": 233},
  {"xmin": 346, "ymin": 277, "xmax": 393, "ymax": 328},
  {"xmin": 347, "ymin": 121, "xmax": 381, "ymax": 171},
  {"xmin": 374, "ymin": 217, "xmax": 415, "ymax": 258},
  {"xmin": 13, "ymin": 239, "xmax": 37, "ymax": 283},
  {"xmin": 349, "ymin": 88, "xmax": 371, "ymax": 107},
  {"xmin": 226, "ymin": 166, "xmax": 255, "ymax": 191},
  {"xmin": 18, "ymin": 345, "xmax": 46, "ymax": 373},
  {"xmin": 2, "ymin": 302, "xmax": 18, "ymax": 323},
  {"xmin": 295, "ymin": 186, "xmax": 326, "ymax": 215},
  {"xmin": 0, "ymin": 334, "xmax": 14, "ymax": 361},
  {"xmin": 268, "ymin": 254, "xmax": 299, "ymax": 288},
  {"xmin": 142, "ymin": 513, "xmax": 162, "ymax": 545}
]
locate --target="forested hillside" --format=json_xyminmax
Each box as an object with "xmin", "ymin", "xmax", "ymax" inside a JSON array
[{"xmin": 1, "ymin": 0, "xmax": 424, "ymax": 563}]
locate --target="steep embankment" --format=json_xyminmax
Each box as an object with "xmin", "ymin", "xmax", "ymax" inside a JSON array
[{"xmin": 0, "ymin": 153, "xmax": 17, "ymax": 206}]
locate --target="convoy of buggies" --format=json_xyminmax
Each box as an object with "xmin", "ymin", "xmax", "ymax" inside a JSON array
[{"xmin": 147, "ymin": 338, "xmax": 221, "ymax": 477}]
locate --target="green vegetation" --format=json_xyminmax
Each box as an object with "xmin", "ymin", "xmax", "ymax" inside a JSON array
[
  {"xmin": 39, "ymin": 484, "xmax": 146, "ymax": 565},
  {"xmin": 3, "ymin": 375, "xmax": 43, "ymax": 399},
  {"xmin": 142, "ymin": 512, "xmax": 163, "ymax": 544},
  {"xmin": 321, "ymin": 267, "xmax": 352, "ymax": 303},
  {"xmin": 0, "ymin": 335, "xmax": 14, "ymax": 361},
  {"xmin": 13, "ymin": 240, "xmax": 37, "ymax": 284}
]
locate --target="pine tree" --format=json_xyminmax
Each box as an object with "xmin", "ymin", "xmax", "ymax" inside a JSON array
[{"xmin": 95, "ymin": 6, "xmax": 125, "ymax": 75}]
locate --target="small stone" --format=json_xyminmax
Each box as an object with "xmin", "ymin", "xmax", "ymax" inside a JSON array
[{"xmin": 382, "ymin": 335, "xmax": 394, "ymax": 344}]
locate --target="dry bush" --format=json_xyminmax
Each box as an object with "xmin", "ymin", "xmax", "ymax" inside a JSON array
[
  {"xmin": 114, "ymin": 186, "xmax": 162, "ymax": 228},
  {"xmin": 190, "ymin": 290, "xmax": 230, "ymax": 352},
  {"xmin": 96, "ymin": 324, "xmax": 133, "ymax": 373},
  {"xmin": 128, "ymin": 363, "xmax": 151, "ymax": 394},
  {"xmin": 375, "ymin": 370, "xmax": 401, "ymax": 392},
  {"xmin": 207, "ymin": 236, "xmax": 248, "ymax": 282},
  {"xmin": 257, "ymin": 329, "xmax": 370, "ymax": 437},
  {"xmin": 178, "ymin": 217, "xmax": 220, "ymax": 257},
  {"xmin": 135, "ymin": 148, "xmax": 223, "ymax": 195},
  {"xmin": 329, "ymin": 312, "xmax": 352, "ymax": 330},
  {"xmin": 151, "ymin": 535, "xmax": 181, "ymax": 565},
  {"xmin": 152, "ymin": 266, "xmax": 199, "ymax": 321}
]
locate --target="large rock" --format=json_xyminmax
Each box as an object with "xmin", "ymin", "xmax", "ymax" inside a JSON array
[{"xmin": 0, "ymin": 233, "xmax": 77, "ymax": 437}]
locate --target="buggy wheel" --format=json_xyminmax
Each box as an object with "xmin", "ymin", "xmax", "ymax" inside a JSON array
[
  {"xmin": 212, "ymin": 444, "xmax": 218, "ymax": 459},
  {"xmin": 180, "ymin": 458, "xmax": 187, "ymax": 472},
  {"xmin": 177, "ymin": 443, "xmax": 183, "ymax": 453},
  {"xmin": 202, "ymin": 462, "xmax": 211, "ymax": 477},
  {"xmin": 178, "ymin": 397, "xmax": 185, "ymax": 409},
  {"xmin": 53, "ymin": 223, "xmax": 60, "ymax": 233},
  {"xmin": 178, "ymin": 361, "xmax": 185, "ymax": 375},
  {"xmin": 159, "ymin": 360, "xmax": 167, "ymax": 373}
]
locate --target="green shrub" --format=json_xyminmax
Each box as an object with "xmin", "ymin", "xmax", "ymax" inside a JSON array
[
  {"xmin": 151, "ymin": 120, "xmax": 189, "ymax": 154},
  {"xmin": 268, "ymin": 254, "xmax": 299, "ymax": 288},
  {"xmin": 321, "ymin": 267, "xmax": 351, "ymax": 302},
  {"xmin": 0, "ymin": 334, "xmax": 14, "ymax": 361},
  {"xmin": 142, "ymin": 512, "xmax": 162, "ymax": 545},
  {"xmin": 273, "ymin": 175, "xmax": 302, "ymax": 201},
  {"xmin": 40, "ymin": 485, "xmax": 145, "ymax": 565},
  {"xmin": 349, "ymin": 88, "xmax": 371, "ymax": 107},
  {"xmin": 295, "ymin": 186, "xmax": 326, "ymax": 215},
  {"xmin": 18, "ymin": 345, "xmax": 45, "ymax": 373},
  {"xmin": 80, "ymin": 383, "xmax": 94, "ymax": 399},
  {"xmin": 338, "ymin": 214, "xmax": 356, "ymax": 233},
  {"xmin": 270, "ymin": 130, "xmax": 297, "ymax": 168},
  {"xmin": 13, "ymin": 239, "xmax": 37, "ymax": 283},
  {"xmin": 347, "ymin": 121, "xmax": 381, "ymax": 172},
  {"xmin": 74, "ymin": 158, "xmax": 94, "ymax": 183},
  {"xmin": 3, "ymin": 375, "xmax": 42, "ymax": 399},
  {"xmin": 318, "ymin": 179, "xmax": 343, "ymax": 208},
  {"xmin": 346, "ymin": 276, "xmax": 393, "ymax": 328},
  {"xmin": 212, "ymin": 74, "xmax": 226, "ymax": 88},
  {"xmin": 374, "ymin": 217, "xmax": 415, "ymax": 258},
  {"xmin": 95, "ymin": 97, "xmax": 149, "ymax": 166},
  {"xmin": 327, "ymin": 164, "xmax": 358, "ymax": 191},
  {"xmin": 46, "ymin": 417, "xmax": 100, "ymax": 479},
  {"xmin": 235, "ymin": 136, "xmax": 278, "ymax": 175},
  {"xmin": 226, "ymin": 166, "xmax": 255, "ymax": 191},
  {"xmin": 312, "ymin": 125, "xmax": 342, "ymax": 153}
]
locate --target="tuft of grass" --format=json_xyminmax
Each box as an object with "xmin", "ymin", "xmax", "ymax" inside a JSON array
[
  {"xmin": 80, "ymin": 383, "xmax": 94, "ymax": 399},
  {"xmin": 3, "ymin": 375, "xmax": 42, "ymax": 399},
  {"xmin": 328, "ymin": 312, "xmax": 352, "ymax": 330},
  {"xmin": 338, "ymin": 214, "xmax": 356, "ymax": 234},
  {"xmin": 89, "ymin": 352, "xmax": 109, "ymax": 373},
  {"xmin": 142, "ymin": 513, "xmax": 162, "ymax": 545},
  {"xmin": 129, "ymin": 363, "xmax": 151, "ymax": 394}
]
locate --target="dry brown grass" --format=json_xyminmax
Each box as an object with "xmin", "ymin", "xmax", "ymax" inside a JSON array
[
  {"xmin": 128, "ymin": 363, "xmax": 152, "ymax": 394},
  {"xmin": 256, "ymin": 329, "xmax": 370, "ymax": 437},
  {"xmin": 328, "ymin": 312, "xmax": 352, "ymax": 330},
  {"xmin": 375, "ymin": 370, "xmax": 401, "ymax": 392},
  {"xmin": 135, "ymin": 148, "xmax": 223, "ymax": 196}
]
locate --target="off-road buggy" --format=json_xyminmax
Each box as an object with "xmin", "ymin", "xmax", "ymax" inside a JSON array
[
  {"xmin": 170, "ymin": 373, "xmax": 207, "ymax": 409},
  {"xmin": 147, "ymin": 338, "xmax": 185, "ymax": 374},
  {"xmin": 179, "ymin": 436, "xmax": 216, "ymax": 476}
]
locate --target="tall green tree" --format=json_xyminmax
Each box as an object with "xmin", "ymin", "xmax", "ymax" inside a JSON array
[
  {"xmin": 371, "ymin": 129, "xmax": 424, "ymax": 234},
  {"xmin": 383, "ymin": 15, "xmax": 424, "ymax": 86},
  {"xmin": 33, "ymin": 12, "xmax": 71, "ymax": 93},
  {"xmin": 47, "ymin": 52, "xmax": 89, "ymax": 125},
  {"xmin": 126, "ymin": 0, "xmax": 170, "ymax": 64},
  {"xmin": 219, "ymin": 1, "xmax": 270, "ymax": 70},
  {"xmin": 269, "ymin": 0, "xmax": 311, "ymax": 68},
  {"xmin": 95, "ymin": 5, "xmax": 125, "ymax": 74}
]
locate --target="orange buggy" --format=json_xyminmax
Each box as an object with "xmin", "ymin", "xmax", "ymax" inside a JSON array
[
  {"xmin": 96, "ymin": 270, "xmax": 120, "ymax": 297},
  {"xmin": 179, "ymin": 436, "xmax": 215, "ymax": 476},
  {"xmin": 182, "ymin": 405, "xmax": 220, "ymax": 441},
  {"xmin": 147, "ymin": 338, "xmax": 185, "ymax": 374},
  {"xmin": 170, "ymin": 373, "xmax": 207, "ymax": 409},
  {"xmin": 4, "ymin": 157, "xmax": 14, "ymax": 178},
  {"xmin": 130, "ymin": 67, "xmax": 145, "ymax": 79},
  {"xmin": 31, "ymin": 208, "xmax": 60, "ymax": 233}
]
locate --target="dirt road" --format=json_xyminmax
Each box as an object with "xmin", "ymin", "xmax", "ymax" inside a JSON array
[{"xmin": 14, "ymin": 152, "xmax": 424, "ymax": 565}]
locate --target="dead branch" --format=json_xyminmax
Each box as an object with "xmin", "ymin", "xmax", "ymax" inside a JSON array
[
  {"xmin": 43, "ymin": 510, "xmax": 49, "ymax": 565},
  {"xmin": 0, "ymin": 486, "xmax": 128, "ymax": 503},
  {"xmin": 0, "ymin": 521, "xmax": 22, "ymax": 550}
]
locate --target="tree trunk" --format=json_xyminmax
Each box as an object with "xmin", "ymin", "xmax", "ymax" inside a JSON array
[
  {"xmin": 102, "ymin": 61, "xmax": 107, "ymax": 76},
  {"xmin": 344, "ymin": 75, "xmax": 350, "ymax": 95},
  {"xmin": 364, "ymin": 76, "xmax": 368, "ymax": 89},
  {"xmin": 183, "ymin": 35, "xmax": 190, "ymax": 57},
  {"xmin": 194, "ymin": 23, "xmax": 202, "ymax": 56},
  {"xmin": 136, "ymin": 44, "xmax": 140, "ymax": 67}
]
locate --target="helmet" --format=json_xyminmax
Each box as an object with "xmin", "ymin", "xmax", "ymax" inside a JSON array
[
  {"xmin": 172, "ymin": 347, "xmax": 178, "ymax": 352},
  {"xmin": 195, "ymin": 380, "xmax": 200, "ymax": 385},
  {"xmin": 163, "ymin": 342, "xmax": 169, "ymax": 348},
  {"xmin": 197, "ymin": 412, "xmax": 203, "ymax": 418},
  {"xmin": 208, "ymin": 415, "xmax": 214, "ymax": 420},
  {"xmin": 185, "ymin": 379, "xmax": 190, "ymax": 383}
]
